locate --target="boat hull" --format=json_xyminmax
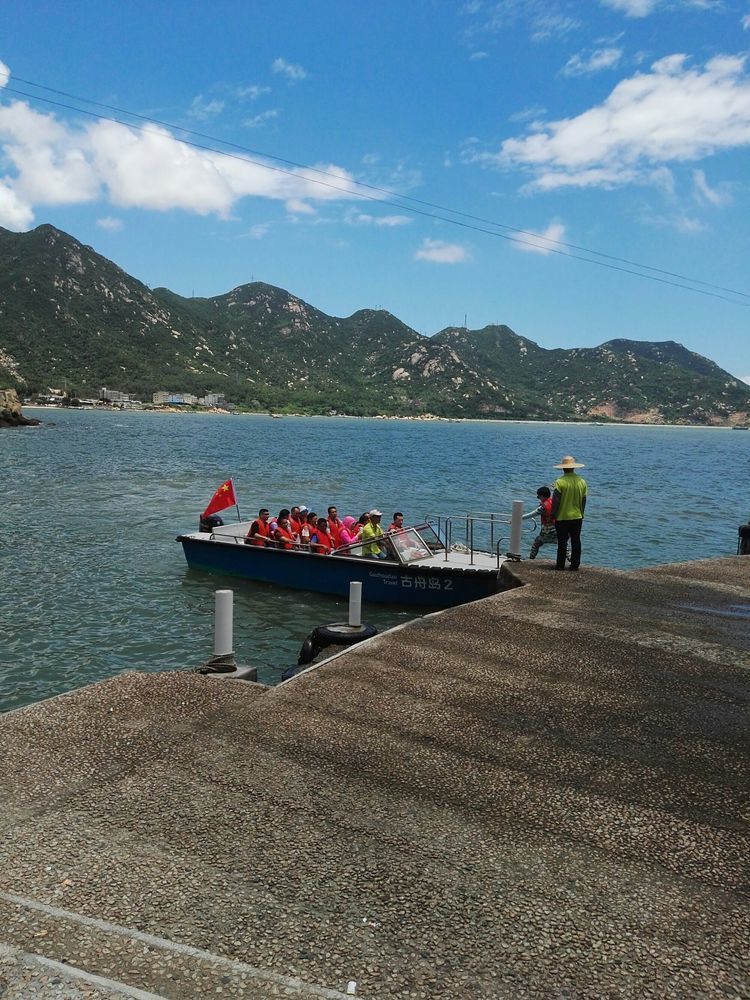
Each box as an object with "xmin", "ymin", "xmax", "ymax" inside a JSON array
[{"xmin": 178, "ymin": 534, "xmax": 503, "ymax": 608}]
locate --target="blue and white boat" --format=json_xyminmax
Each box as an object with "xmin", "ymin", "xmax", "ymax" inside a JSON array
[{"xmin": 177, "ymin": 516, "xmax": 518, "ymax": 608}]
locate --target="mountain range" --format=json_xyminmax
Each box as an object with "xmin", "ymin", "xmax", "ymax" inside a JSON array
[{"xmin": 1, "ymin": 223, "xmax": 748, "ymax": 424}]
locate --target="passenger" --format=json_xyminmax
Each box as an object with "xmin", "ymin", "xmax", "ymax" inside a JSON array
[
  {"xmin": 327, "ymin": 505, "xmax": 343, "ymax": 545},
  {"xmin": 337, "ymin": 515, "xmax": 361, "ymax": 548},
  {"xmin": 310, "ymin": 517, "xmax": 334, "ymax": 554},
  {"xmin": 300, "ymin": 510, "xmax": 317, "ymax": 548},
  {"xmin": 244, "ymin": 508, "xmax": 270, "ymax": 546},
  {"xmin": 290, "ymin": 506, "xmax": 303, "ymax": 536},
  {"xmin": 387, "ymin": 512, "xmax": 404, "ymax": 533},
  {"xmin": 355, "ymin": 512, "xmax": 371, "ymax": 533},
  {"xmin": 361, "ymin": 508, "xmax": 387, "ymax": 559},
  {"xmin": 522, "ymin": 487, "xmax": 557, "ymax": 560},
  {"xmin": 270, "ymin": 508, "xmax": 296, "ymax": 550}
]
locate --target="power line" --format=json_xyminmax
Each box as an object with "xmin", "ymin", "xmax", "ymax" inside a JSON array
[
  {"xmin": 11, "ymin": 76, "xmax": 750, "ymax": 301},
  {"xmin": 3, "ymin": 78, "xmax": 749, "ymax": 307}
]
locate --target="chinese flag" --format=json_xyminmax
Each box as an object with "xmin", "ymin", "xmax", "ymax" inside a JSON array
[{"xmin": 202, "ymin": 479, "xmax": 237, "ymax": 517}]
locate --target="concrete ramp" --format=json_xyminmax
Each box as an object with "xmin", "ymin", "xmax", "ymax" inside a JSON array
[{"xmin": 0, "ymin": 557, "xmax": 747, "ymax": 998}]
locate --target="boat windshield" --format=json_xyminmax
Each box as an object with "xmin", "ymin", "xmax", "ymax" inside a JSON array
[{"xmin": 334, "ymin": 524, "xmax": 443, "ymax": 565}]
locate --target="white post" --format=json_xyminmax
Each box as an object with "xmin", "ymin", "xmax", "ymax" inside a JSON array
[
  {"xmin": 214, "ymin": 589, "xmax": 234, "ymax": 657},
  {"xmin": 507, "ymin": 500, "xmax": 523, "ymax": 559},
  {"xmin": 348, "ymin": 581, "xmax": 362, "ymax": 627}
]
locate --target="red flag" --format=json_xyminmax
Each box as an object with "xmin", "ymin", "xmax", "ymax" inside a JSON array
[{"xmin": 202, "ymin": 479, "xmax": 237, "ymax": 517}]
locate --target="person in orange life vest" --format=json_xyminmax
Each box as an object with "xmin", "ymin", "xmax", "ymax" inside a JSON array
[
  {"xmin": 310, "ymin": 517, "xmax": 334, "ymax": 554},
  {"xmin": 387, "ymin": 512, "xmax": 404, "ymax": 533},
  {"xmin": 299, "ymin": 510, "xmax": 316, "ymax": 548},
  {"xmin": 244, "ymin": 508, "xmax": 270, "ymax": 546},
  {"xmin": 269, "ymin": 508, "xmax": 296, "ymax": 549},
  {"xmin": 327, "ymin": 505, "xmax": 342, "ymax": 544},
  {"xmin": 521, "ymin": 487, "xmax": 557, "ymax": 559},
  {"xmin": 289, "ymin": 505, "xmax": 303, "ymax": 536}
]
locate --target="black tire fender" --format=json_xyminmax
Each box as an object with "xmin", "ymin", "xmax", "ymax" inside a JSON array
[
  {"xmin": 297, "ymin": 637, "xmax": 317, "ymax": 665},
  {"xmin": 312, "ymin": 622, "xmax": 378, "ymax": 648}
]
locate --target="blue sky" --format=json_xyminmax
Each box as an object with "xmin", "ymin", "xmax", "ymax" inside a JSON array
[{"xmin": 1, "ymin": 0, "xmax": 748, "ymax": 380}]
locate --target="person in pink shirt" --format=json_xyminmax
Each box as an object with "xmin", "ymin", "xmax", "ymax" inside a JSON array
[{"xmin": 337, "ymin": 515, "xmax": 361, "ymax": 548}]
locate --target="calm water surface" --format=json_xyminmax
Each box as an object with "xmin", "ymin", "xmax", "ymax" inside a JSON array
[{"xmin": 1, "ymin": 408, "xmax": 746, "ymax": 712}]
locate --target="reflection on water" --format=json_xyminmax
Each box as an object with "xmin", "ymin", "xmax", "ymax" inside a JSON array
[{"xmin": 1, "ymin": 408, "xmax": 745, "ymax": 712}]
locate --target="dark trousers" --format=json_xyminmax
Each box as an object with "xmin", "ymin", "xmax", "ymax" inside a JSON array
[{"xmin": 555, "ymin": 519, "xmax": 583, "ymax": 569}]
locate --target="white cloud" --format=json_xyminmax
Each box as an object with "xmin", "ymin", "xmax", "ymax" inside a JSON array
[
  {"xmin": 530, "ymin": 12, "xmax": 581, "ymax": 41},
  {"xmin": 469, "ymin": 51, "xmax": 489, "ymax": 61},
  {"xmin": 0, "ymin": 179, "xmax": 33, "ymax": 228},
  {"xmin": 285, "ymin": 198, "xmax": 316, "ymax": 215},
  {"xmin": 739, "ymin": 374, "xmax": 750, "ymax": 385},
  {"xmin": 0, "ymin": 60, "xmax": 9, "ymax": 88},
  {"xmin": 743, "ymin": 13, "xmax": 750, "ymax": 29},
  {"xmin": 188, "ymin": 95, "xmax": 225, "ymax": 121},
  {"xmin": 243, "ymin": 109, "xmax": 279, "ymax": 128},
  {"xmin": 248, "ymin": 223, "xmax": 270, "ymax": 239},
  {"xmin": 639, "ymin": 208, "xmax": 708, "ymax": 233},
  {"xmin": 96, "ymin": 216, "xmax": 122, "ymax": 231},
  {"xmin": 0, "ymin": 98, "xmax": 365, "ymax": 229},
  {"xmin": 511, "ymin": 221, "xmax": 566, "ymax": 254},
  {"xmin": 692, "ymin": 168, "xmax": 731, "ymax": 206},
  {"xmin": 601, "ymin": 0, "xmax": 723, "ymax": 15},
  {"xmin": 272, "ymin": 58, "xmax": 307, "ymax": 82},
  {"xmin": 494, "ymin": 54, "xmax": 750, "ymax": 191},
  {"xmin": 599, "ymin": 0, "xmax": 658, "ymax": 15},
  {"xmin": 237, "ymin": 85, "xmax": 271, "ymax": 101},
  {"xmin": 345, "ymin": 209, "xmax": 410, "ymax": 227},
  {"xmin": 509, "ymin": 105, "xmax": 546, "ymax": 123},
  {"xmin": 415, "ymin": 238, "xmax": 469, "ymax": 263},
  {"xmin": 461, "ymin": 1, "xmax": 580, "ymax": 44},
  {"xmin": 562, "ymin": 47, "xmax": 622, "ymax": 77}
]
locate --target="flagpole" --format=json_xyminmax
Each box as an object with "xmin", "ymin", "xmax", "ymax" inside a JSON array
[{"xmin": 231, "ymin": 478, "xmax": 242, "ymax": 522}]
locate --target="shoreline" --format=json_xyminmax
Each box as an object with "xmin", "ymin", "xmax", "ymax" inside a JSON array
[{"xmin": 21, "ymin": 404, "xmax": 743, "ymax": 430}]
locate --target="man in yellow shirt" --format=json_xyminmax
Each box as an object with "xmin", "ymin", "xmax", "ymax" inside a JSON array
[
  {"xmin": 551, "ymin": 455, "xmax": 587, "ymax": 571},
  {"xmin": 361, "ymin": 508, "xmax": 387, "ymax": 558}
]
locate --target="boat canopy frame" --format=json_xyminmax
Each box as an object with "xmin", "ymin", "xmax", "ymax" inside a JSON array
[{"xmin": 423, "ymin": 511, "xmax": 537, "ymax": 566}]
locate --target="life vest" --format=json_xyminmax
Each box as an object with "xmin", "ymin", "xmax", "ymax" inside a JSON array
[
  {"xmin": 245, "ymin": 518, "xmax": 270, "ymax": 546},
  {"xmin": 311, "ymin": 529, "xmax": 333, "ymax": 554},
  {"xmin": 273, "ymin": 523, "xmax": 295, "ymax": 550},
  {"xmin": 290, "ymin": 517, "xmax": 302, "ymax": 536},
  {"xmin": 327, "ymin": 517, "xmax": 341, "ymax": 543},
  {"xmin": 539, "ymin": 497, "xmax": 555, "ymax": 528}
]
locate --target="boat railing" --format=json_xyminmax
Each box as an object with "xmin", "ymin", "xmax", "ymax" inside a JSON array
[{"xmin": 423, "ymin": 512, "xmax": 537, "ymax": 567}]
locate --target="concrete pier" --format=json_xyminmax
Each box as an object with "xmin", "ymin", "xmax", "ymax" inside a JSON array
[{"xmin": 0, "ymin": 557, "xmax": 748, "ymax": 998}]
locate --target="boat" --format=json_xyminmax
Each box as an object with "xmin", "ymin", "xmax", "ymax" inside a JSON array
[{"xmin": 177, "ymin": 514, "xmax": 520, "ymax": 608}]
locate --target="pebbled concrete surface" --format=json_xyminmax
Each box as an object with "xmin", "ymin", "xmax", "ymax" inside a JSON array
[{"xmin": 0, "ymin": 556, "xmax": 748, "ymax": 998}]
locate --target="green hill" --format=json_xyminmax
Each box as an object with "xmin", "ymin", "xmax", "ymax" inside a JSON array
[{"xmin": 1, "ymin": 224, "xmax": 748, "ymax": 424}]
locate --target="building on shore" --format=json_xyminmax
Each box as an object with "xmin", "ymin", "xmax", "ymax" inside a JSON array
[{"xmin": 152, "ymin": 390, "xmax": 232, "ymax": 408}]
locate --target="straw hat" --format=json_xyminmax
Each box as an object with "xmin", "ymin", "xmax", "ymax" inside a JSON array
[{"xmin": 554, "ymin": 455, "xmax": 585, "ymax": 469}]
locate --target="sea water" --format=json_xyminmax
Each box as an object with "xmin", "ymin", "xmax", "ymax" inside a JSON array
[{"xmin": 1, "ymin": 408, "xmax": 746, "ymax": 712}]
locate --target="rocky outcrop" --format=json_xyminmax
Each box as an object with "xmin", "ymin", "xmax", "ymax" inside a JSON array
[{"xmin": 0, "ymin": 388, "xmax": 39, "ymax": 427}]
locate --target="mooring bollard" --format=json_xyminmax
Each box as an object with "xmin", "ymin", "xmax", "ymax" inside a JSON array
[
  {"xmin": 195, "ymin": 588, "xmax": 257, "ymax": 681},
  {"xmin": 507, "ymin": 500, "xmax": 523, "ymax": 560},
  {"xmin": 214, "ymin": 589, "xmax": 234, "ymax": 658},
  {"xmin": 348, "ymin": 581, "xmax": 362, "ymax": 627}
]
